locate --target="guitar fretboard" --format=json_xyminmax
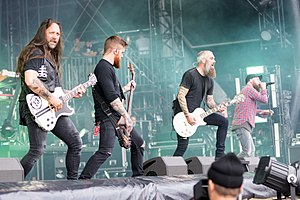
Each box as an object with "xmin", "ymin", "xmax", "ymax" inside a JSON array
[
  {"xmin": 62, "ymin": 81, "xmax": 92, "ymax": 102},
  {"xmin": 199, "ymin": 100, "xmax": 234, "ymax": 118}
]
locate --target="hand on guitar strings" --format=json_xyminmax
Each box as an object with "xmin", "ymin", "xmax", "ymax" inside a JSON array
[
  {"xmin": 123, "ymin": 113, "xmax": 134, "ymax": 133},
  {"xmin": 123, "ymin": 80, "xmax": 136, "ymax": 92},
  {"xmin": 74, "ymin": 84, "xmax": 86, "ymax": 98},
  {"xmin": 49, "ymin": 95, "xmax": 63, "ymax": 112},
  {"xmin": 217, "ymin": 102, "xmax": 227, "ymax": 113},
  {"xmin": 186, "ymin": 114, "xmax": 197, "ymax": 126}
]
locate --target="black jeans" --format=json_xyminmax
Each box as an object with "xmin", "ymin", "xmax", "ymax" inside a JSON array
[
  {"xmin": 79, "ymin": 119, "xmax": 144, "ymax": 179},
  {"xmin": 20, "ymin": 116, "xmax": 82, "ymax": 180},
  {"xmin": 173, "ymin": 113, "xmax": 228, "ymax": 158}
]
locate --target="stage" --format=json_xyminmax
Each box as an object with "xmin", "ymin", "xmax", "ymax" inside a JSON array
[{"xmin": 0, "ymin": 173, "xmax": 276, "ymax": 200}]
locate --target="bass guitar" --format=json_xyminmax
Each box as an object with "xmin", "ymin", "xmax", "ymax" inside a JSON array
[
  {"xmin": 117, "ymin": 63, "xmax": 135, "ymax": 149},
  {"xmin": 26, "ymin": 73, "xmax": 97, "ymax": 131},
  {"xmin": 173, "ymin": 93, "xmax": 245, "ymax": 137}
]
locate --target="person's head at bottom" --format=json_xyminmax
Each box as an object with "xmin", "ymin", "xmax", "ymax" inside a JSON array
[{"xmin": 207, "ymin": 152, "xmax": 244, "ymax": 200}]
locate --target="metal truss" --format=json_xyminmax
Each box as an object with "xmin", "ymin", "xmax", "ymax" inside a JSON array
[
  {"xmin": 148, "ymin": 0, "xmax": 185, "ymax": 125},
  {"xmin": 246, "ymin": 0, "xmax": 291, "ymax": 49}
]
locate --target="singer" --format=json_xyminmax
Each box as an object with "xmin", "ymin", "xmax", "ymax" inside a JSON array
[{"xmin": 231, "ymin": 74, "xmax": 274, "ymax": 158}]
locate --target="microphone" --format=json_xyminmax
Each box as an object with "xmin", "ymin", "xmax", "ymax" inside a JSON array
[{"xmin": 266, "ymin": 82, "xmax": 275, "ymax": 87}]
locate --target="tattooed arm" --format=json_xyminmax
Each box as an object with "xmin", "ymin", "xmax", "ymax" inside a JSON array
[
  {"xmin": 177, "ymin": 86, "xmax": 190, "ymax": 117},
  {"xmin": 110, "ymin": 98, "xmax": 133, "ymax": 133},
  {"xmin": 25, "ymin": 70, "xmax": 62, "ymax": 111},
  {"xmin": 178, "ymin": 86, "xmax": 196, "ymax": 125},
  {"xmin": 206, "ymin": 94, "xmax": 227, "ymax": 113},
  {"xmin": 206, "ymin": 95, "xmax": 217, "ymax": 109}
]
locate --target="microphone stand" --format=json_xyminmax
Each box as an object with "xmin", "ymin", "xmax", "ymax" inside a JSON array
[{"xmin": 266, "ymin": 84, "xmax": 276, "ymax": 157}]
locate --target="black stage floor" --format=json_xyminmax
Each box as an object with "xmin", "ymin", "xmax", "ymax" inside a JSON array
[{"xmin": 0, "ymin": 173, "xmax": 276, "ymax": 200}]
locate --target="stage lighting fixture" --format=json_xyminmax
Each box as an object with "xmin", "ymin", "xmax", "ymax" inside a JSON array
[
  {"xmin": 246, "ymin": 65, "xmax": 265, "ymax": 75},
  {"xmin": 260, "ymin": 30, "xmax": 272, "ymax": 41},
  {"xmin": 253, "ymin": 156, "xmax": 300, "ymax": 199},
  {"xmin": 259, "ymin": 0, "xmax": 275, "ymax": 7},
  {"xmin": 256, "ymin": 0, "xmax": 277, "ymax": 12}
]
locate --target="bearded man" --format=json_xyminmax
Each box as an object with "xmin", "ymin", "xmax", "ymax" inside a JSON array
[
  {"xmin": 172, "ymin": 50, "xmax": 228, "ymax": 159},
  {"xmin": 17, "ymin": 18, "xmax": 85, "ymax": 180},
  {"xmin": 79, "ymin": 36, "xmax": 144, "ymax": 179},
  {"xmin": 232, "ymin": 74, "xmax": 273, "ymax": 158}
]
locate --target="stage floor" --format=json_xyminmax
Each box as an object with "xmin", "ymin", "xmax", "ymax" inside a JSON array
[{"xmin": 0, "ymin": 173, "xmax": 276, "ymax": 200}]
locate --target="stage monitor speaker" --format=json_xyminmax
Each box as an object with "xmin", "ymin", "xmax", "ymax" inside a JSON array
[
  {"xmin": 143, "ymin": 156, "xmax": 188, "ymax": 176},
  {"xmin": 0, "ymin": 158, "xmax": 24, "ymax": 182},
  {"xmin": 289, "ymin": 145, "xmax": 300, "ymax": 164},
  {"xmin": 244, "ymin": 157, "xmax": 259, "ymax": 172},
  {"xmin": 185, "ymin": 156, "xmax": 215, "ymax": 175}
]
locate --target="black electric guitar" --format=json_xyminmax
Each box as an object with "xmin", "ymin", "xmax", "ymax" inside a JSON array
[
  {"xmin": 26, "ymin": 73, "xmax": 97, "ymax": 131},
  {"xmin": 117, "ymin": 63, "xmax": 135, "ymax": 149}
]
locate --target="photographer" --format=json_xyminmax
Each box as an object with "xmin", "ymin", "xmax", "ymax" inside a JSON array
[{"xmin": 193, "ymin": 153, "xmax": 244, "ymax": 200}]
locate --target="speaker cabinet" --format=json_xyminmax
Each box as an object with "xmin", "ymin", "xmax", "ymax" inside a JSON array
[
  {"xmin": 185, "ymin": 156, "xmax": 215, "ymax": 175},
  {"xmin": 143, "ymin": 156, "xmax": 188, "ymax": 176},
  {"xmin": 0, "ymin": 158, "xmax": 24, "ymax": 182},
  {"xmin": 289, "ymin": 145, "xmax": 300, "ymax": 164}
]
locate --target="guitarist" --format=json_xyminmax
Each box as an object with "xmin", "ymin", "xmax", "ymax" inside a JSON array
[
  {"xmin": 79, "ymin": 36, "xmax": 144, "ymax": 179},
  {"xmin": 16, "ymin": 19, "xmax": 86, "ymax": 180},
  {"xmin": 173, "ymin": 50, "xmax": 228, "ymax": 160}
]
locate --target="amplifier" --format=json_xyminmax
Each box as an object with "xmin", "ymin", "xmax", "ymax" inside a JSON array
[{"xmin": 288, "ymin": 145, "xmax": 300, "ymax": 164}]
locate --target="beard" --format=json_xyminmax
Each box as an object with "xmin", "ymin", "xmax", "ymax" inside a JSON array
[
  {"xmin": 253, "ymin": 84, "xmax": 260, "ymax": 91},
  {"xmin": 204, "ymin": 63, "xmax": 210, "ymax": 75},
  {"xmin": 114, "ymin": 55, "xmax": 121, "ymax": 69},
  {"xmin": 207, "ymin": 68, "xmax": 216, "ymax": 78},
  {"xmin": 48, "ymin": 41, "xmax": 57, "ymax": 49},
  {"xmin": 204, "ymin": 63, "xmax": 216, "ymax": 78}
]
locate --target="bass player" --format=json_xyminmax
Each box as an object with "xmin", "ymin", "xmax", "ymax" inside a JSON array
[
  {"xmin": 79, "ymin": 35, "xmax": 144, "ymax": 179},
  {"xmin": 172, "ymin": 50, "xmax": 228, "ymax": 160},
  {"xmin": 16, "ymin": 18, "xmax": 86, "ymax": 180}
]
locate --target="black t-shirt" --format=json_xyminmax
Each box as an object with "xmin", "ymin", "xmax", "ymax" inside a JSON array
[
  {"xmin": 19, "ymin": 49, "xmax": 61, "ymax": 101},
  {"xmin": 179, "ymin": 68, "xmax": 214, "ymax": 113},
  {"xmin": 93, "ymin": 59, "xmax": 125, "ymax": 122},
  {"xmin": 18, "ymin": 48, "xmax": 61, "ymax": 125}
]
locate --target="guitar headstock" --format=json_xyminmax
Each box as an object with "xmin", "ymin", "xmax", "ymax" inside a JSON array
[
  {"xmin": 88, "ymin": 73, "xmax": 97, "ymax": 86},
  {"xmin": 128, "ymin": 63, "xmax": 135, "ymax": 79},
  {"xmin": 233, "ymin": 93, "xmax": 245, "ymax": 103}
]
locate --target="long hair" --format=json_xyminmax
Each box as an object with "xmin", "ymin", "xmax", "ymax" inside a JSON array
[
  {"xmin": 103, "ymin": 35, "xmax": 128, "ymax": 55},
  {"xmin": 16, "ymin": 18, "xmax": 63, "ymax": 78}
]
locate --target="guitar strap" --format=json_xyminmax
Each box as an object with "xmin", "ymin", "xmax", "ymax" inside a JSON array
[
  {"xmin": 92, "ymin": 87, "xmax": 128, "ymax": 148},
  {"xmin": 92, "ymin": 88, "xmax": 119, "ymax": 127},
  {"xmin": 201, "ymin": 77, "xmax": 209, "ymax": 110}
]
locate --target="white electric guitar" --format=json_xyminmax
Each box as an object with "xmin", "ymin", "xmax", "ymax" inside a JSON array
[
  {"xmin": 26, "ymin": 73, "xmax": 97, "ymax": 131},
  {"xmin": 173, "ymin": 94, "xmax": 245, "ymax": 137}
]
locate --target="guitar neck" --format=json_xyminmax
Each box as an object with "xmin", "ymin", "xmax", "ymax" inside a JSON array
[
  {"xmin": 200, "ymin": 101, "xmax": 232, "ymax": 118},
  {"xmin": 62, "ymin": 81, "xmax": 91, "ymax": 102},
  {"xmin": 127, "ymin": 77, "xmax": 135, "ymax": 115},
  {"xmin": 127, "ymin": 66, "xmax": 135, "ymax": 116},
  {"xmin": 127, "ymin": 92, "xmax": 133, "ymax": 115}
]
